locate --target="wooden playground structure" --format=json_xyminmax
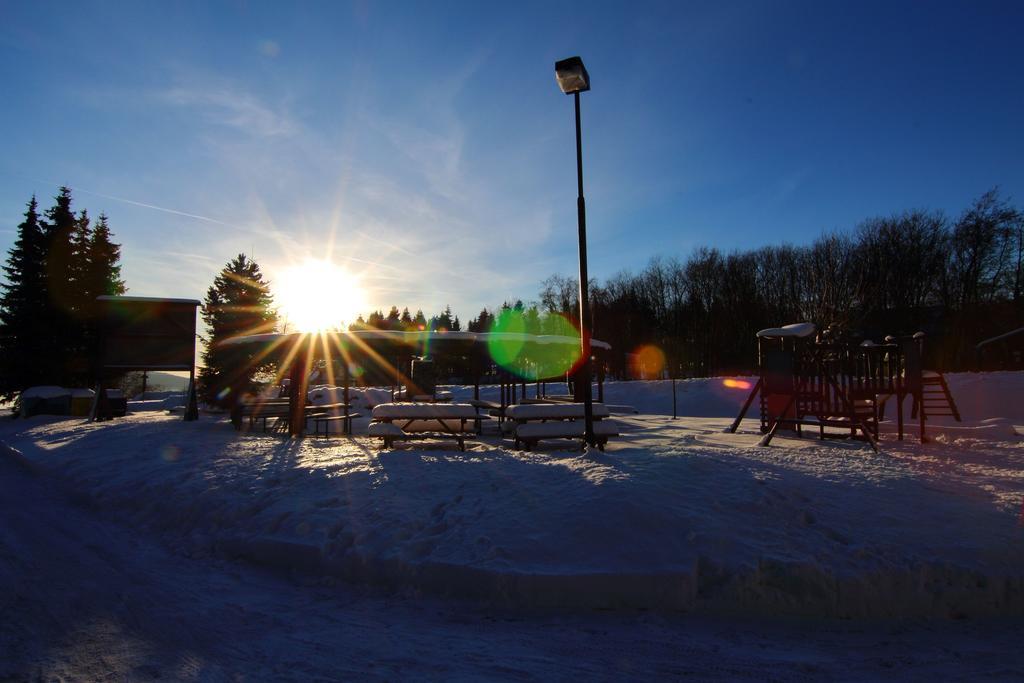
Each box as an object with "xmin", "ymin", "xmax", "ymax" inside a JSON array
[{"xmin": 729, "ymin": 323, "xmax": 961, "ymax": 450}]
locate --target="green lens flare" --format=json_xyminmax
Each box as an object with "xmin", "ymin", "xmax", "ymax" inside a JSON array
[
  {"xmin": 487, "ymin": 311, "xmax": 582, "ymax": 380},
  {"xmin": 487, "ymin": 309, "xmax": 526, "ymax": 371}
]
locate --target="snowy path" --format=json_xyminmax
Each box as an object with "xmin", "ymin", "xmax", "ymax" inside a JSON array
[{"xmin": 3, "ymin": 453, "xmax": 1023, "ymax": 681}]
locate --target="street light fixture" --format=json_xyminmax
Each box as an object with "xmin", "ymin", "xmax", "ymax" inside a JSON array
[{"xmin": 554, "ymin": 55, "xmax": 595, "ymax": 449}]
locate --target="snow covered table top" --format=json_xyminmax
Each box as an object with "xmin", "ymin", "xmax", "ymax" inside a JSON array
[
  {"xmin": 371, "ymin": 403, "xmax": 480, "ymax": 420},
  {"xmin": 505, "ymin": 403, "xmax": 611, "ymax": 420}
]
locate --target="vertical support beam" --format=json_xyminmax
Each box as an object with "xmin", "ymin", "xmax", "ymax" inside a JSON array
[
  {"xmin": 89, "ymin": 379, "xmax": 104, "ymax": 422},
  {"xmin": 342, "ymin": 356, "xmax": 351, "ymax": 435},
  {"xmin": 473, "ymin": 350, "xmax": 481, "ymax": 403},
  {"xmin": 672, "ymin": 377, "xmax": 677, "ymax": 419},
  {"xmin": 184, "ymin": 365, "xmax": 199, "ymax": 421},
  {"xmin": 288, "ymin": 338, "xmax": 312, "ymax": 437},
  {"xmin": 897, "ymin": 382, "xmax": 904, "ymax": 441},
  {"xmin": 919, "ymin": 389, "xmax": 926, "ymax": 443}
]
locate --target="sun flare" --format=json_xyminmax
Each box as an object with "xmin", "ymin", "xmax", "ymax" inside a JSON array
[{"xmin": 275, "ymin": 260, "xmax": 367, "ymax": 333}]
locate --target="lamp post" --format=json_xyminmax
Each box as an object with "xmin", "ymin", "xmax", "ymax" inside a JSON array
[{"xmin": 555, "ymin": 55, "xmax": 595, "ymax": 449}]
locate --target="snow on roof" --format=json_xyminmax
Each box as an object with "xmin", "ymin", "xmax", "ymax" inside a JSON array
[
  {"xmin": 755, "ymin": 322, "xmax": 816, "ymax": 339},
  {"xmin": 97, "ymin": 295, "xmax": 201, "ymax": 305},
  {"xmin": 222, "ymin": 330, "xmax": 612, "ymax": 350}
]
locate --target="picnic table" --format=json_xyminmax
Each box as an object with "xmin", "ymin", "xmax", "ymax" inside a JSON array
[
  {"xmin": 233, "ymin": 400, "xmax": 355, "ymax": 434},
  {"xmin": 309, "ymin": 403, "xmax": 361, "ymax": 436},
  {"xmin": 369, "ymin": 403, "xmax": 487, "ymax": 451},
  {"xmin": 504, "ymin": 402, "xmax": 619, "ymax": 450}
]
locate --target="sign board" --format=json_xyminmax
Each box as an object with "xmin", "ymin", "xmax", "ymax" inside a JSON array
[{"xmin": 98, "ymin": 296, "xmax": 200, "ymax": 370}]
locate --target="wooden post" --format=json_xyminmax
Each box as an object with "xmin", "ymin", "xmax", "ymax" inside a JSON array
[
  {"xmin": 343, "ymin": 357, "xmax": 351, "ymax": 435},
  {"xmin": 728, "ymin": 378, "xmax": 762, "ymax": 433},
  {"xmin": 184, "ymin": 365, "xmax": 199, "ymax": 421},
  {"xmin": 288, "ymin": 338, "xmax": 312, "ymax": 437}
]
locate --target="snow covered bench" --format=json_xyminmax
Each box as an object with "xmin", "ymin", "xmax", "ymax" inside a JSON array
[
  {"xmin": 369, "ymin": 403, "xmax": 486, "ymax": 451},
  {"xmin": 513, "ymin": 420, "xmax": 620, "ymax": 451},
  {"xmin": 504, "ymin": 403, "xmax": 619, "ymax": 450}
]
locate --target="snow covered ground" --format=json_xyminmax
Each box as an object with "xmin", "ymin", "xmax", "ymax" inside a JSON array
[{"xmin": 2, "ymin": 373, "xmax": 1023, "ymax": 679}]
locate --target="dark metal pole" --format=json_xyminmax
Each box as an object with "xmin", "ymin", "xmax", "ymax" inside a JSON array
[
  {"xmin": 574, "ymin": 91, "xmax": 595, "ymax": 448},
  {"xmin": 672, "ymin": 377, "xmax": 677, "ymax": 419}
]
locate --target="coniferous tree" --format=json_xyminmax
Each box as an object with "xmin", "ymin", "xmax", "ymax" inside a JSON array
[
  {"xmin": 0, "ymin": 197, "xmax": 49, "ymax": 399},
  {"xmin": 385, "ymin": 305, "xmax": 401, "ymax": 330},
  {"xmin": 81, "ymin": 212, "xmax": 126, "ymax": 377},
  {"xmin": 87, "ymin": 213, "xmax": 126, "ymax": 299},
  {"xmin": 467, "ymin": 308, "xmax": 493, "ymax": 333},
  {"xmin": 68, "ymin": 210, "xmax": 93, "ymax": 319},
  {"xmin": 40, "ymin": 187, "xmax": 78, "ymax": 381},
  {"xmin": 199, "ymin": 254, "xmax": 277, "ymax": 407}
]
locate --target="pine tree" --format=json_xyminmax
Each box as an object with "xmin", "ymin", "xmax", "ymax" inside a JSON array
[
  {"xmin": 385, "ymin": 305, "xmax": 401, "ymax": 330},
  {"xmin": 467, "ymin": 308, "xmax": 493, "ymax": 333},
  {"xmin": 199, "ymin": 254, "xmax": 277, "ymax": 407},
  {"xmin": 80, "ymin": 212, "xmax": 127, "ymax": 379},
  {"xmin": 68, "ymin": 209, "xmax": 93, "ymax": 319},
  {"xmin": 34, "ymin": 187, "xmax": 80, "ymax": 384},
  {"xmin": 42, "ymin": 187, "xmax": 77, "ymax": 315},
  {"xmin": 0, "ymin": 197, "xmax": 48, "ymax": 399},
  {"xmin": 400, "ymin": 307, "xmax": 413, "ymax": 330},
  {"xmin": 86, "ymin": 213, "xmax": 126, "ymax": 298},
  {"xmin": 413, "ymin": 310, "xmax": 427, "ymax": 330},
  {"xmin": 431, "ymin": 306, "xmax": 453, "ymax": 332}
]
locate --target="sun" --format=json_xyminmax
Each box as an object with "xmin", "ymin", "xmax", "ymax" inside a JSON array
[{"xmin": 275, "ymin": 259, "xmax": 367, "ymax": 332}]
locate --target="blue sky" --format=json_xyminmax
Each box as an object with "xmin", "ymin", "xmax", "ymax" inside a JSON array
[{"xmin": 2, "ymin": 0, "xmax": 1022, "ymax": 322}]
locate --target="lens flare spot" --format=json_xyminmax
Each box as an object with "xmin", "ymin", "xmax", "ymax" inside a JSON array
[
  {"xmin": 487, "ymin": 310, "xmax": 581, "ymax": 380},
  {"xmin": 488, "ymin": 308, "xmax": 527, "ymax": 371},
  {"xmin": 723, "ymin": 378, "xmax": 752, "ymax": 390},
  {"xmin": 160, "ymin": 445, "xmax": 180, "ymax": 462},
  {"xmin": 630, "ymin": 345, "xmax": 666, "ymax": 379},
  {"xmin": 530, "ymin": 314, "xmax": 582, "ymax": 379}
]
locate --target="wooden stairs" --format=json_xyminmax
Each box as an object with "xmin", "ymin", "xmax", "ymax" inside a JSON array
[{"xmin": 912, "ymin": 371, "xmax": 962, "ymax": 421}]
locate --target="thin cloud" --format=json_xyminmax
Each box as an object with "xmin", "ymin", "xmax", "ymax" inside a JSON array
[{"xmin": 157, "ymin": 83, "xmax": 297, "ymax": 138}]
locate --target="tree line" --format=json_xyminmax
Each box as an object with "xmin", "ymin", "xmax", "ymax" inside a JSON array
[
  {"xmin": 7, "ymin": 185, "xmax": 1019, "ymax": 406},
  {"xmin": 0, "ymin": 188, "xmax": 125, "ymax": 400},
  {"xmin": 334, "ymin": 188, "xmax": 1020, "ymax": 378},
  {"xmin": 204, "ymin": 185, "xmax": 1019, "ymax": 387},
  {"xmin": 540, "ymin": 188, "xmax": 1022, "ymax": 377}
]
